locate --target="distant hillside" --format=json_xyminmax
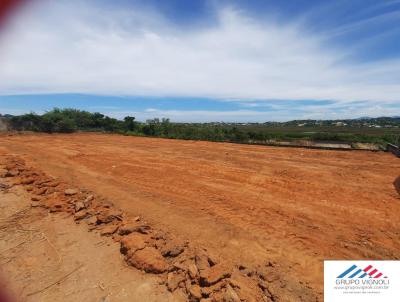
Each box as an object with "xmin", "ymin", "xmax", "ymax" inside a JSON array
[{"xmin": 276, "ymin": 116, "xmax": 400, "ymax": 128}]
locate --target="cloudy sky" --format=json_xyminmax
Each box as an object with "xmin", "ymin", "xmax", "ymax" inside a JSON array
[{"xmin": 0, "ymin": 0, "xmax": 399, "ymax": 122}]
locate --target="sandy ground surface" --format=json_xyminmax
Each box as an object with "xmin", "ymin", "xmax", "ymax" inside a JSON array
[{"xmin": 1, "ymin": 132, "xmax": 400, "ymax": 300}]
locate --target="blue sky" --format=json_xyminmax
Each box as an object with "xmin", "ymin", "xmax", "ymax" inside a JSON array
[{"xmin": 0, "ymin": 0, "xmax": 399, "ymax": 121}]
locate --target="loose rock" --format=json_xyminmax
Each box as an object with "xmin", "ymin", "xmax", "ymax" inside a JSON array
[
  {"xmin": 189, "ymin": 285, "xmax": 202, "ymax": 300},
  {"xmin": 200, "ymin": 264, "xmax": 231, "ymax": 286},
  {"xmin": 96, "ymin": 209, "xmax": 123, "ymax": 224},
  {"xmin": 127, "ymin": 247, "xmax": 169, "ymax": 274},
  {"xmin": 161, "ymin": 242, "xmax": 185, "ymax": 258},
  {"xmin": 0, "ymin": 183, "xmax": 10, "ymax": 190},
  {"xmin": 74, "ymin": 210, "xmax": 89, "ymax": 221},
  {"xmin": 120, "ymin": 232, "xmax": 148, "ymax": 256},
  {"xmin": 100, "ymin": 224, "xmax": 119, "ymax": 236},
  {"xmin": 5, "ymin": 170, "xmax": 19, "ymax": 177},
  {"xmin": 188, "ymin": 263, "xmax": 199, "ymax": 279},
  {"xmin": 167, "ymin": 272, "xmax": 186, "ymax": 292},
  {"xmin": 224, "ymin": 285, "xmax": 241, "ymax": 302},
  {"xmin": 195, "ymin": 253, "xmax": 210, "ymax": 271},
  {"xmin": 48, "ymin": 203, "xmax": 65, "ymax": 213},
  {"xmin": 172, "ymin": 259, "xmax": 189, "ymax": 271},
  {"xmin": 84, "ymin": 194, "xmax": 94, "ymax": 206},
  {"xmin": 32, "ymin": 187, "xmax": 47, "ymax": 195},
  {"xmin": 65, "ymin": 188, "xmax": 79, "ymax": 196},
  {"xmin": 86, "ymin": 215, "xmax": 98, "ymax": 225},
  {"xmin": 46, "ymin": 181, "xmax": 60, "ymax": 187},
  {"xmin": 31, "ymin": 196, "xmax": 41, "ymax": 201},
  {"xmin": 85, "ymin": 194, "xmax": 94, "ymax": 202},
  {"xmin": 118, "ymin": 224, "xmax": 151, "ymax": 235},
  {"xmin": 75, "ymin": 201, "xmax": 85, "ymax": 212},
  {"xmin": 201, "ymin": 279, "xmax": 227, "ymax": 296},
  {"xmin": 31, "ymin": 201, "xmax": 41, "ymax": 208},
  {"xmin": 21, "ymin": 177, "xmax": 35, "ymax": 185}
]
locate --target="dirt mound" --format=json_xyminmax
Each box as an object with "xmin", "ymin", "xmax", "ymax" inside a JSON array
[{"xmin": 1, "ymin": 155, "xmax": 289, "ymax": 302}]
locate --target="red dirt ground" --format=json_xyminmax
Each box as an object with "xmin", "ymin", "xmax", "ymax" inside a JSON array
[{"xmin": 2, "ymin": 133, "xmax": 400, "ymax": 300}]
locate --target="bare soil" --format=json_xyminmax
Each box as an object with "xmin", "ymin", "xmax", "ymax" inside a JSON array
[
  {"xmin": 0, "ymin": 173, "xmax": 175, "ymax": 302},
  {"xmin": 1, "ymin": 132, "xmax": 400, "ymax": 301}
]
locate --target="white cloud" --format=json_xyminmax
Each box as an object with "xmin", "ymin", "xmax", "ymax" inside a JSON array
[{"xmin": 0, "ymin": 0, "xmax": 399, "ymax": 104}]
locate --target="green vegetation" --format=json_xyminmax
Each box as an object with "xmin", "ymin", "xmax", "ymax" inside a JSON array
[{"xmin": 4, "ymin": 108, "xmax": 400, "ymax": 148}]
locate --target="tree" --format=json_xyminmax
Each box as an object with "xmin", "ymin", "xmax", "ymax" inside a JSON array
[
  {"xmin": 55, "ymin": 117, "xmax": 76, "ymax": 133},
  {"xmin": 91, "ymin": 112, "xmax": 105, "ymax": 128},
  {"xmin": 40, "ymin": 110, "xmax": 77, "ymax": 133},
  {"xmin": 10, "ymin": 112, "xmax": 41, "ymax": 131},
  {"xmin": 102, "ymin": 116, "xmax": 122, "ymax": 132},
  {"xmin": 123, "ymin": 116, "xmax": 137, "ymax": 131}
]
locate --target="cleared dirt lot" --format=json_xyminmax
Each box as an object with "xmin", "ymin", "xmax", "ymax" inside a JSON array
[{"xmin": 2, "ymin": 133, "xmax": 400, "ymax": 299}]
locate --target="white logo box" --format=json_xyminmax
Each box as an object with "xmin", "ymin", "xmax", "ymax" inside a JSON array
[{"xmin": 324, "ymin": 260, "xmax": 400, "ymax": 302}]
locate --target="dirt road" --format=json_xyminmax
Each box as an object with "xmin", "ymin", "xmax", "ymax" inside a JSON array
[{"xmin": 2, "ymin": 133, "xmax": 400, "ymax": 299}]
